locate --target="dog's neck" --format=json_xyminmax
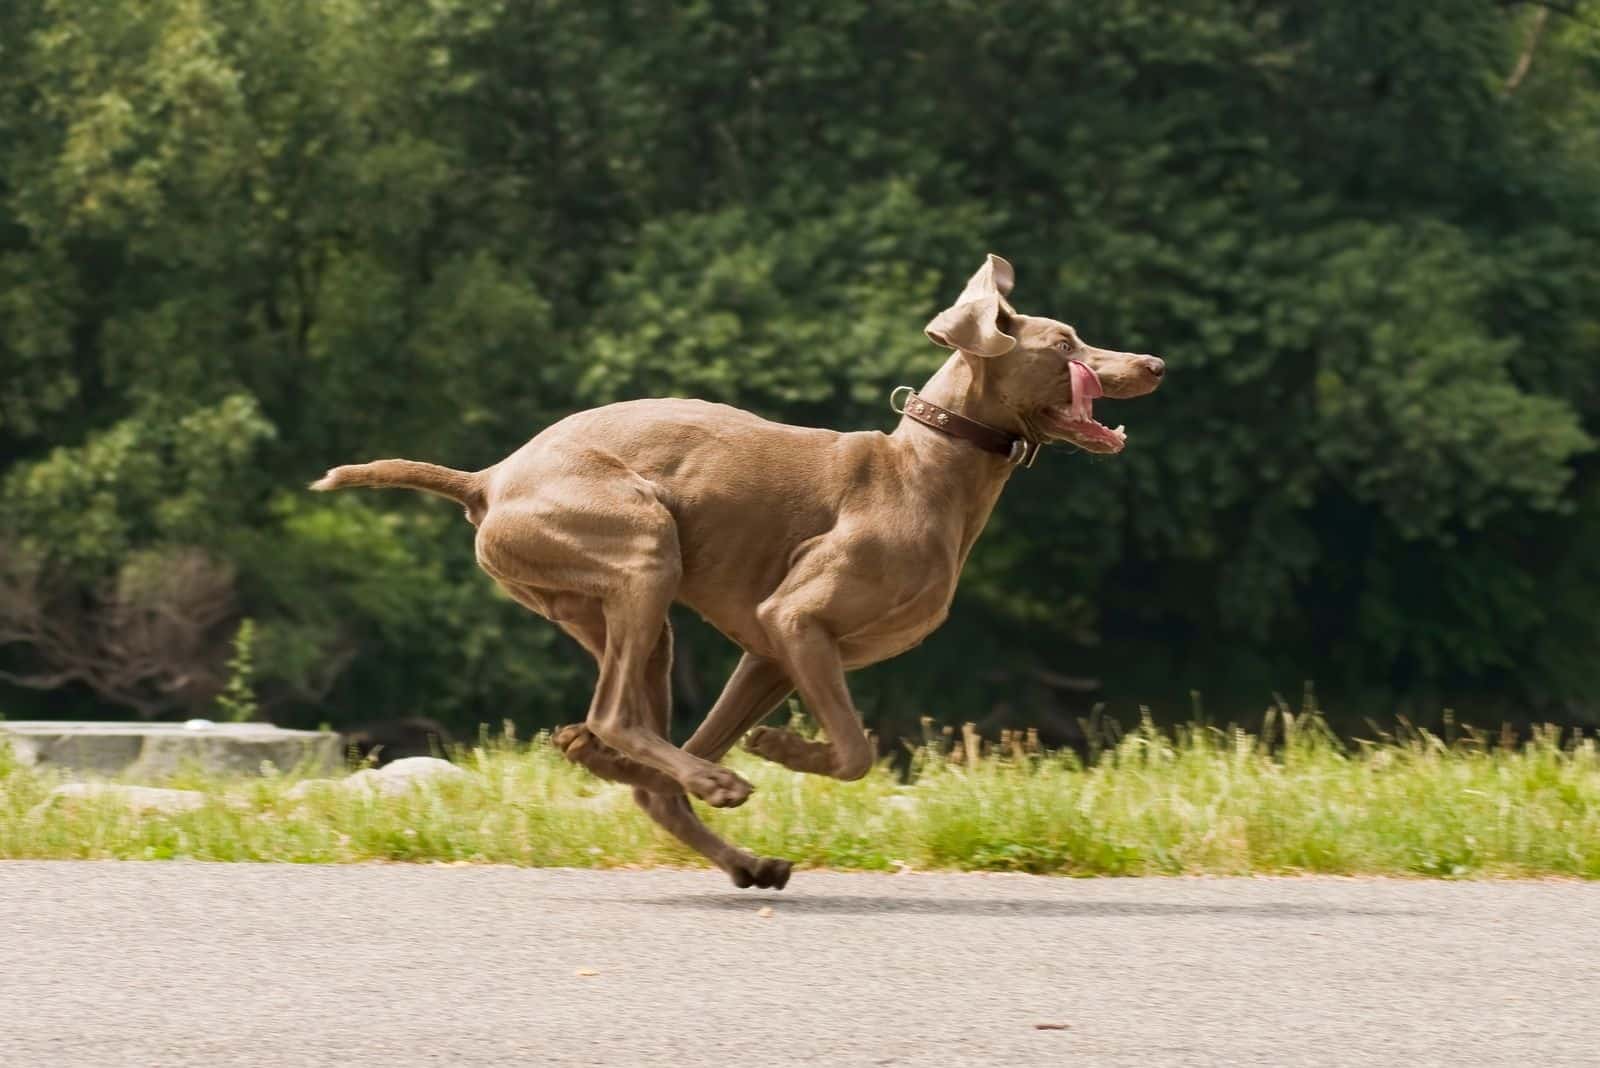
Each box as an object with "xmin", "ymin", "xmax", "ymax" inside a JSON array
[
  {"xmin": 911, "ymin": 352, "xmax": 1022, "ymax": 437},
  {"xmin": 890, "ymin": 352, "xmax": 1022, "ymax": 556}
]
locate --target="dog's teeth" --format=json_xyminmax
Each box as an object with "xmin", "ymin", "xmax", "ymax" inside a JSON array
[{"xmin": 1114, "ymin": 425, "xmax": 1125, "ymax": 435}]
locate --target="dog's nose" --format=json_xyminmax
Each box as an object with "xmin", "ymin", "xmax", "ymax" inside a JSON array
[{"xmin": 1141, "ymin": 356, "xmax": 1165, "ymax": 379}]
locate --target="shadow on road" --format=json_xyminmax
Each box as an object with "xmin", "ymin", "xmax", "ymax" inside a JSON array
[{"xmin": 627, "ymin": 894, "xmax": 1418, "ymax": 918}]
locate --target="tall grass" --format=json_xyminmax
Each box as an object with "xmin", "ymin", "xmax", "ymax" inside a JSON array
[{"xmin": 4, "ymin": 708, "xmax": 1600, "ymax": 877}]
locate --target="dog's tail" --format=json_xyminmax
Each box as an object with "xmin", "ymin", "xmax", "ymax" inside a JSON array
[{"xmin": 310, "ymin": 459, "xmax": 488, "ymax": 523}]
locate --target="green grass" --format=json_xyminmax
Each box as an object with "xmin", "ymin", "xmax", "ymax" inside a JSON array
[{"xmin": 4, "ymin": 710, "xmax": 1600, "ymax": 877}]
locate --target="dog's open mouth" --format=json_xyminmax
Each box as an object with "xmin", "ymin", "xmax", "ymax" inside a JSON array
[{"xmin": 1040, "ymin": 361, "xmax": 1127, "ymax": 454}]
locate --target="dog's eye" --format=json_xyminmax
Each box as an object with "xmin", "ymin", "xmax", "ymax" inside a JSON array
[{"xmin": 1057, "ymin": 338, "xmax": 1076, "ymax": 352}]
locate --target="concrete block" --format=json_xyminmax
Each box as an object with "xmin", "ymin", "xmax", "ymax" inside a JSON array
[{"xmin": 0, "ymin": 721, "xmax": 342, "ymax": 779}]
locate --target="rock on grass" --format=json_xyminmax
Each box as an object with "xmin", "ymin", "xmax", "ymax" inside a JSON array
[
  {"xmin": 36, "ymin": 784, "xmax": 208, "ymax": 816},
  {"xmin": 285, "ymin": 756, "xmax": 469, "ymax": 801}
]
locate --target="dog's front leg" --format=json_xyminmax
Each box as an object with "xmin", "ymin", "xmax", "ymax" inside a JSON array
[
  {"xmin": 679, "ymin": 653, "xmax": 793, "ymax": 760},
  {"xmin": 744, "ymin": 606, "xmax": 875, "ymax": 781}
]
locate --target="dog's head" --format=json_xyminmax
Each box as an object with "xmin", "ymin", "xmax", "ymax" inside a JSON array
[{"xmin": 925, "ymin": 254, "xmax": 1164, "ymax": 454}]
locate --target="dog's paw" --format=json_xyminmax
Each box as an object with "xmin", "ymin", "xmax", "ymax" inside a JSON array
[
  {"xmin": 551, "ymin": 723, "xmax": 590, "ymax": 759},
  {"xmin": 743, "ymin": 725, "xmax": 790, "ymax": 761},
  {"xmin": 728, "ymin": 855, "xmax": 793, "ymax": 891},
  {"xmin": 685, "ymin": 766, "xmax": 753, "ymax": 809},
  {"xmin": 744, "ymin": 726, "xmax": 831, "ymax": 774}
]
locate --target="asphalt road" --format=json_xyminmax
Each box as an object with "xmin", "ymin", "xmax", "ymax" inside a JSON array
[{"xmin": 2, "ymin": 863, "xmax": 1598, "ymax": 1067}]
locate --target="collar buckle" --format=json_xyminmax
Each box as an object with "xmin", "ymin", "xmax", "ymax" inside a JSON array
[{"xmin": 1007, "ymin": 438, "xmax": 1043, "ymax": 469}]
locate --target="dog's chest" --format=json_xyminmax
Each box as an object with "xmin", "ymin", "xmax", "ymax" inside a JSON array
[{"xmin": 838, "ymin": 572, "xmax": 960, "ymax": 668}]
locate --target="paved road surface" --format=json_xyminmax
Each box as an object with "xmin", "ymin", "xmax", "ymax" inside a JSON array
[{"xmin": 2, "ymin": 863, "xmax": 1597, "ymax": 1066}]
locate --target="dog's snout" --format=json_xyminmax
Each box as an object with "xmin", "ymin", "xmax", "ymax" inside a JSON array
[{"xmin": 1141, "ymin": 356, "xmax": 1165, "ymax": 379}]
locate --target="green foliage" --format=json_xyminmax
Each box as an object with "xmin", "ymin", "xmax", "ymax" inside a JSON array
[
  {"xmin": 4, "ymin": 716, "xmax": 1600, "ymax": 878},
  {"xmin": 2, "ymin": 0, "xmax": 1599, "ymax": 732},
  {"xmin": 3, "ymin": 395, "xmax": 275, "ymax": 571},
  {"xmin": 215, "ymin": 619, "xmax": 258, "ymax": 723},
  {"xmin": 576, "ymin": 183, "xmax": 990, "ymax": 417}
]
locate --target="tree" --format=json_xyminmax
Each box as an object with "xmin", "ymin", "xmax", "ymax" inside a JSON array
[{"xmin": 2, "ymin": 0, "xmax": 1598, "ymax": 733}]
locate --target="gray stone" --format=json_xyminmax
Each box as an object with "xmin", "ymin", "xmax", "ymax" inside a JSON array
[
  {"xmin": 284, "ymin": 756, "xmax": 468, "ymax": 801},
  {"xmin": 0, "ymin": 721, "xmax": 341, "ymax": 780},
  {"xmin": 282, "ymin": 778, "xmax": 335, "ymax": 802},
  {"xmin": 37, "ymin": 783, "xmax": 209, "ymax": 815},
  {"xmin": 370, "ymin": 756, "xmax": 468, "ymax": 788}
]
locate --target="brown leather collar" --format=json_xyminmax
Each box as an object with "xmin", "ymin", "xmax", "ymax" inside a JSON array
[{"xmin": 894, "ymin": 389, "xmax": 1043, "ymax": 468}]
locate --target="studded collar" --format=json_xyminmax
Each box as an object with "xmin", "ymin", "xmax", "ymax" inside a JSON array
[{"xmin": 891, "ymin": 388, "xmax": 1042, "ymax": 468}]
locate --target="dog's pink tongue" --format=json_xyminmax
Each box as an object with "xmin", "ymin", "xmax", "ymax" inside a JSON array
[{"xmin": 1069, "ymin": 360, "xmax": 1103, "ymax": 421}]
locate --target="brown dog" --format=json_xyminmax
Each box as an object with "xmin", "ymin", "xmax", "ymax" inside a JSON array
[{"xmin": 312, "ymin": 255, "xmax": 1164, "ymax": 888}]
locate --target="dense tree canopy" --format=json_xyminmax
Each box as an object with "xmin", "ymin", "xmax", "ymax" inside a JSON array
[{"xmin": 3, "ymin": 0, "xmax": 1598, "ymax": 737}]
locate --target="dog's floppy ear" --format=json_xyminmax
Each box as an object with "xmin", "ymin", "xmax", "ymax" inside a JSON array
[{"xmin": 925, "ymin": 253, "xmax": 1018, "ymax": 358}]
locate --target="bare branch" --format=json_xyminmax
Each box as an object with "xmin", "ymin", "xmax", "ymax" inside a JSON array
[
  {"xmin": 0, "ymin": 666, "xmax": 88, "ymax": 690},
  {"xmin": 0, "ymin": 544, "xmax": 239, "ymax": 718},
  {"xmin": 1504, "ymin": 4, "xmax": 1551, "ymax": 95},
  {"xmin": 260, "ymin": 641, "xmax": 357, "ymax": 713}
]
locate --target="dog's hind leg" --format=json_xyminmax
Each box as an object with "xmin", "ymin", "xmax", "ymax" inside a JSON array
[
  {"xmin": 551, "ymin": 722, "xmax": 680, "ymax": 794},
  {"xmin": 481, "ymin": 486, "xmax": 752, "ymax": 807},
  {"xmin": 591, "ymin": 613, "xmax": 754, "ymax": 807},
  {"xmin": 542, "ymin": 601, "xmax": 683, "ymax": 794},
  {"xmin": 569, "ymin": 505, "xmax": 755, "ymax": 808},
  {"xmin": 632, "ymin": 653, "xmax": 795, "ymax": 889}
]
